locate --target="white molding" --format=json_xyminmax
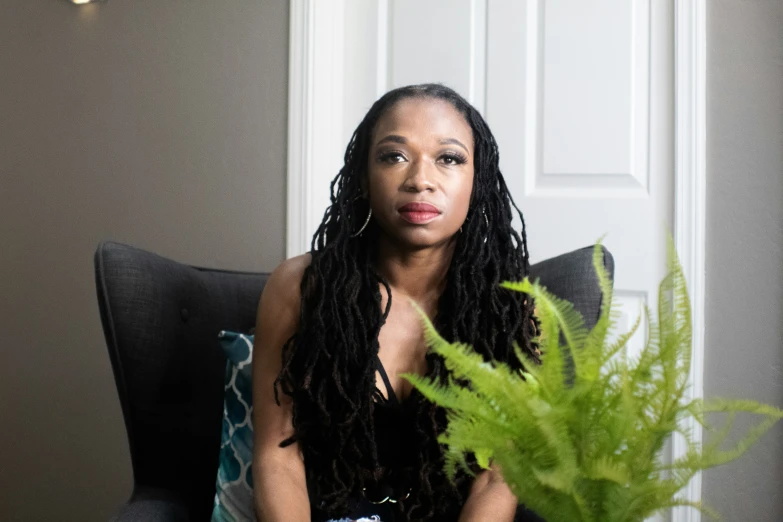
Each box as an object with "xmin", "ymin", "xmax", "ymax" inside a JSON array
[
  {"xmin": 468, "ymin": 0, "xmax": 488, "ymax": 114},
  {"xmin": 524, "ymin": 0, "xmax": 651, "ymax": 199},
  {"xmin": 286, "ymin": 0, "xmax": 314, "ymax": 259},
  {"xmin": 375, "ymin": 0, "xmax": 389, "ymax": 97},
  {"xmin": 672, "ymin": 1, "xmax": 707, "ymax": 521},
  {"xmin": 523, "ymin": 0, "xmax": 540, "ymax": 198},
  {"xmin": 286, "ymin": 0, "xmax": 345, "ymax": 258}
]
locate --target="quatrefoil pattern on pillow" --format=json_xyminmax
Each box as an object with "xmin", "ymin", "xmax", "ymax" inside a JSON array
[{"xmin": 212, "ymin": 331, "xmax": 255, "ymax": 522}]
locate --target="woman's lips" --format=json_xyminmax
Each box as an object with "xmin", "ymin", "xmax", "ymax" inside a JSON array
[{"xmin": 398, "ymin": 202, "xmax": 441, "ymax": 224}]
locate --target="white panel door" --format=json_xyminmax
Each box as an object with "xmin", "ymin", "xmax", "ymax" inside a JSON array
[
  {"xmin": 307, "ymin": 1, "xmax": 679, "ymax": 519},
  {"xmin": 291, "ymin": 0, "xmax": 706, "ymax": 518},
  {"xmin": 341, "ymin": 0, "xmax": 674, "ymax": 364},
  {"xmin": 485, "ymin": 0, "xmax": 674, "ymax": 366}
]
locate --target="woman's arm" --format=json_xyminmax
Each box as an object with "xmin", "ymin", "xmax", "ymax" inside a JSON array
[
  {"xmin": 252, "ymin": 255, "xmax": 312, "ymax": 522},
  {"xmin": 458, "ymin": 465, "xmax": 518, "ymax": 522}
]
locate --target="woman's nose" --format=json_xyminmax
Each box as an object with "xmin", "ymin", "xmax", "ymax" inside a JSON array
[{"xmin": 402, "ymin": 160, "xmax": 436, "ymax": 192}]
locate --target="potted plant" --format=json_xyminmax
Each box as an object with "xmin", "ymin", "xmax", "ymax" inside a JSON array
[{"xmin": 406, "ymin": 240, "xmax": 783, "ymax": 522}]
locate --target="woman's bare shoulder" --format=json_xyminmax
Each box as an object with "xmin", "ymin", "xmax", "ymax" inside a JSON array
[
  {"xmin": 269, "ymin": 254, "xmax": 312, "ymax": 285},
  {"xmin": 260, "ymin": 254, "xmax": 312, "ymax": 309}
]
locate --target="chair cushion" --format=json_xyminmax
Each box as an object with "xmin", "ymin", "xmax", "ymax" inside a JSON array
[
  {"xmin": 212, "ymin": 331, "xmax": 256, "ymax": 522},
  {"xmin": 111, "ymin": 487, "xmax": 190, "ymax": 522}
]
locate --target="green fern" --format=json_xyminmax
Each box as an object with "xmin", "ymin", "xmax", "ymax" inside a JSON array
[{"xmin": 404, "ymin": 239, "xmax": 783, "ymax": 522}]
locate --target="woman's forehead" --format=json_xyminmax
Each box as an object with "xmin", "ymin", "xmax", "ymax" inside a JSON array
[{"xmin": 371, "ymin": 97, "xmax": 473, "ymax": 147}]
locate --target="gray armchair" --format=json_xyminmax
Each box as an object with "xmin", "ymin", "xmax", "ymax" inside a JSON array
[{"xmin": 94, "ymin": 242, "xmax": 613, "ymax": 522}]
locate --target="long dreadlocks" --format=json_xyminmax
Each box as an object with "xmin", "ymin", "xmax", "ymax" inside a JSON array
[{"xmin": 274, "ymin": 84, "xmax": 539, "ymax": 521}]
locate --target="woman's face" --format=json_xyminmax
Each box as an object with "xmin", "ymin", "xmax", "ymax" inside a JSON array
[{"xmin": 366, "ymin": 97, "xmax": 475, "ymax": 249}]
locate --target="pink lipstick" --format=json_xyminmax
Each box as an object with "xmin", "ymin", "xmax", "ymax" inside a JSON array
[{"xmin": 398, "ymin": 202, "xmax": 441, "ymax": 224}]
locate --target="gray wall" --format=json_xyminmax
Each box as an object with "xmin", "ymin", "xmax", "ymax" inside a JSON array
[
  {"xmin": 703, "ymin": 0, "xmax": 783, "ymax": 520},
  {"xmin": 0, "ymin": 1, "xmax": 289, "ymax": 521}
]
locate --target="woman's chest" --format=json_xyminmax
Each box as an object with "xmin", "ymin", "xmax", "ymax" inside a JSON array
[{"xmin": 375, "ymin": 297, "xmax": 432, "ymax": 401}]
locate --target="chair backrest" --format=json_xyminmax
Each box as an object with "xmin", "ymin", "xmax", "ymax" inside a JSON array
[
  {"xmin": 528, "ymin": 244, "xmax": 614, "ymax": 332},
  {"xmin": 94, "ymin": 241, "xmax": 612, "ymax": 521},
  {"xmin": 94, "ymin": 241, "xmax": 269, "ymax": 521}
]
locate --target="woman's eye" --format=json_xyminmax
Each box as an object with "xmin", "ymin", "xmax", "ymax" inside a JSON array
[
  {"xmin": 441, "ymin": 153, "xmax": 467, "ymax": 166},
  {"xmin": 379, "ymin": 152, "xmax": 405, "ymax": 164}
]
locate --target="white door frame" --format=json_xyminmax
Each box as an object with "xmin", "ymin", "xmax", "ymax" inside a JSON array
[
  {"xmin": 671, "ymin": 1, "xmax": 707, "ymax": 520},
  {"xmin": 285, "ymin": 2, "xmax": 707, "ymax": 520}
]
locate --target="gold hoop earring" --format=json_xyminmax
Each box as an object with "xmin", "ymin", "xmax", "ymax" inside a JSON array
[{"xmin": 351, "ymin": 207, "xmax": 372, "ymax": 238}]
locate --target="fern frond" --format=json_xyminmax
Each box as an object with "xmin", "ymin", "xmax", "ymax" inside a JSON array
[{"xmin": 405, "ymin": 240, "xmax": 783, "ymax": 522}]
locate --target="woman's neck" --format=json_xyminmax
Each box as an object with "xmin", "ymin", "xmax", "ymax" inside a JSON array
[{"xmin": 373, "ymin": 235, "xmax": 456, "ymax": 303}]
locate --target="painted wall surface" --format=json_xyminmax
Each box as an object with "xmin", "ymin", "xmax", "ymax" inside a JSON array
[
  {"xmin": 0, "ymin": 1, "xmax": 289, "ymax": 520},
  {"xmin": 703, "ymin": 0, "xmax": 783, "ymax": 520}
]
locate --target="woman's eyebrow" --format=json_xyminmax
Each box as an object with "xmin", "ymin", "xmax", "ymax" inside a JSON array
[
  {"xmin": 376, "ymin": 135, "xmax": 469, "ymax": 154},
  {"xmin": 375, "ymin": 134, "xmax": 407, "ymax": 146},
  {"xmin": 438, "ymin": 138, "xmax": 469, "ymax": 154}
]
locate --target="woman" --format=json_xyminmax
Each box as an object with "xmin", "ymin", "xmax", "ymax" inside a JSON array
[{"xmin": 251, "ymin": 84, "xmax": 541, "ymax": 522}]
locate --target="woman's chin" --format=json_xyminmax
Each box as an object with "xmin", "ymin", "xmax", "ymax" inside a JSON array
[{"xmin": 384, "ymin": 228, "xmax": 459, "ymax": 251}]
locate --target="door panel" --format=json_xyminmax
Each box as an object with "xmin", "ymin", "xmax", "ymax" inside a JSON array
[{"xmin": 339, "ymin": 4, "xmax": 675, "ymax": 517}]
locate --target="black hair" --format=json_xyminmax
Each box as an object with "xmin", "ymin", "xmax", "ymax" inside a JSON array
[{"xmin": 275, "ymin": 83, "xmax": 539, "ymax": 521}]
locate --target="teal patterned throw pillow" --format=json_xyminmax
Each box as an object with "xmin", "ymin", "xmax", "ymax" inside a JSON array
[{"xmin": 212, "ymin": 331, "xmax": 255, "ymax": 522}]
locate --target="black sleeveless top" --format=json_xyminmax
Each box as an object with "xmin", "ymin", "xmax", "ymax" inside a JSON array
[
  {"xmin": 311, "ymin": 357, "xmax": 546, "ymax": 522},
  {"xmin": 309, "ymin": 356, "xmax": 420, "ymax": 522},
  {"xmin": 363, "ymin": 356, "xmax": 419, "ymax": 505}
]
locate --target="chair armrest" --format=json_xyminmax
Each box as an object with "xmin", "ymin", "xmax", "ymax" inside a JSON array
[{"xmin": 110, "ymin": 487, "xmax": 190, "ymax": 522}]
